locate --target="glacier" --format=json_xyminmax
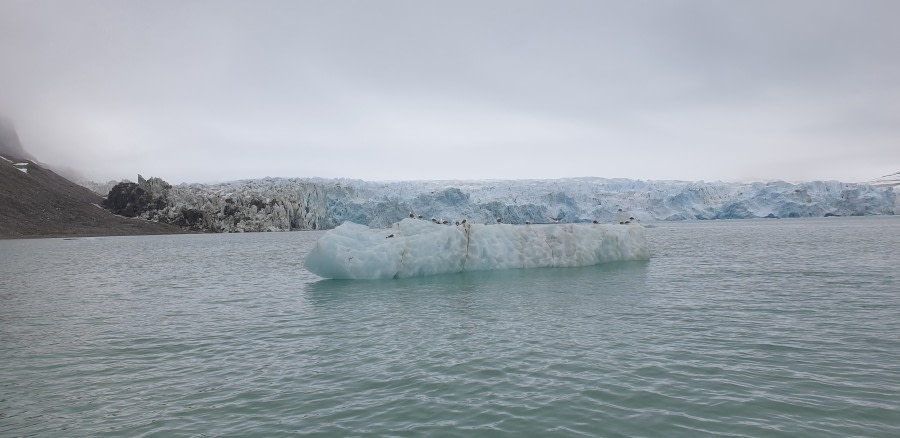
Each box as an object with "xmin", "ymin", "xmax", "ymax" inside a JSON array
[
  {"xmin": 86, "ymin": 176, "xmax": 897, "ymax": 233},
  {"xmin": 304, "ymin": 218, "xmax": 649, "ymax": 279}
]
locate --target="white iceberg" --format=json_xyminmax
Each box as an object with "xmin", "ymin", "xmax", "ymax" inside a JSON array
[{"xmin": 304, "ymin": 218, "xmax": 649, "ymax": 279}]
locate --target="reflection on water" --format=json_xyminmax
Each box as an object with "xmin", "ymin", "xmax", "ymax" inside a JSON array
[{"xmin": 307, "ymin": 260, "xmax": 650, "ymax": 298}]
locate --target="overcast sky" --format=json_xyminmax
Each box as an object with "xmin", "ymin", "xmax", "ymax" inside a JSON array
[{"xmin": 1, "ymin": 0, "xmax": 898, "ymax": 184}]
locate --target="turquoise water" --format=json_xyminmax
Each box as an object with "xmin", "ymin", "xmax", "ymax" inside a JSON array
[{"xmin": 1, "ymin": 217, "xmax": 898, "ymax": 437}]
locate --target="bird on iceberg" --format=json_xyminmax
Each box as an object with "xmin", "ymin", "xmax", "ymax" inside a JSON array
[{"xmin": 549, "ymin": 217, "xmax": 562, "ymax": 223}]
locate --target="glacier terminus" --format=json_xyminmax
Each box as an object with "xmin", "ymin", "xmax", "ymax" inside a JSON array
[{"xmin": 88, "ymin": 176, "xmax": 897, "ymax": 233}]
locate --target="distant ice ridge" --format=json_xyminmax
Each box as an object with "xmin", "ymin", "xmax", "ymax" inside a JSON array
[
  {"xmin": 870, "ymin": 172, "xmax": 900, "ymax": 187},
  {"xmin": 304, "ymin": 218, "xmax": 649, "ymax": 279},
  {"xmin": 87, "ymin": 176, "xmax": 896, "ymax": 232}
]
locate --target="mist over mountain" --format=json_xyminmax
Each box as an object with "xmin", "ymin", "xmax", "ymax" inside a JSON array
[
  {"xmin": 0, "ymin": 116, "xmax": 34, "ymax": 161},
  {"xmin": 0, "ymin": 116, "xmax": 86, "ymax": 182},
  {"xmin": 0, "ymin": 121, "xmax": 183, "ymax": 238}
]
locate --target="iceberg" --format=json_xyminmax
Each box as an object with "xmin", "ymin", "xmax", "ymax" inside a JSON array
[{"xmin": 304, "ymin": 218, "xmax": 650, "ymax": 279}]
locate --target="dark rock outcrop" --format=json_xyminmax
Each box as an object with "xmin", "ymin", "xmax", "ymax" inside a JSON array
[
  {"xmin": 103, "ymin": 182, "xmax": 150, "ymax": 217},
  {"xmin": 102, "ymin": 174, "xmax": 172, "ymax": 217}
]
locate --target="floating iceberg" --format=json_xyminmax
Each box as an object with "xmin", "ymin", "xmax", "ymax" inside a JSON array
[{"xmin": 304, "ymin": 218, "xmax": 650, "ymax": 279}]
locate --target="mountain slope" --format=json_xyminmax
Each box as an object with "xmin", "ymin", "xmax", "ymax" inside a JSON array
[{"xmin": 0, "ymin": 155, "xmax": 185, "ymax": 239}]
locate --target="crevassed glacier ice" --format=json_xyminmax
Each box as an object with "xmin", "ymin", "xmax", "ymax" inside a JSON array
[
  {"xmin": 304, "ymin": 218, "xmax": 649, "ymax": 279},
  {"xmin": 87, "ymin": 176, "xmax": 895, "ymax": 233}
]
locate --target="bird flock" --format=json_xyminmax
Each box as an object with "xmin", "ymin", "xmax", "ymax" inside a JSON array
[
  {"xmin": 405, "ymin": 212, "xmax": 635, "ymax": 226},
  {"xmin": 386, "ymin": 212, "xmax": 637, "ymax": 238}
]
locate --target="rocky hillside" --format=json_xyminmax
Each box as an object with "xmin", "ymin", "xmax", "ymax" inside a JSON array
[
  {"xmin": 0, "ymin": 156, "xmax": 185, "ymax": 239},
  {"xmin": 0, "ymin": 117, "xmax": 188, "ymax": 239}
]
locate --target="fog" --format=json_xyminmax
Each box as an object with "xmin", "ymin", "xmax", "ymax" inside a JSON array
[{"xmin": 1, "ymin": 0, "xmax": 898, "ymax": 184}]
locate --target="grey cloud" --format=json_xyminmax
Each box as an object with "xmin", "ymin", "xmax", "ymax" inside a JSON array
[{"xmin": 1, "ymin": 0, "xmax": 898, "ymax": 184}]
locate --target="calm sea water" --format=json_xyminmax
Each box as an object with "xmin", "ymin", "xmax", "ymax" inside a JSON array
[{"xmin": 1, "ymin": 217, "xmax": 898, "ymax": 437}]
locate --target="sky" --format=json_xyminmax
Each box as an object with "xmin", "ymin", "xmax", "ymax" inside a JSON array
[{"xmin": 1, "ymin": 0, "xmax": 898, "ymax": 184}]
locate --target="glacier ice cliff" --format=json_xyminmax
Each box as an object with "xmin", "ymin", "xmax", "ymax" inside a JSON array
[{"xmin": 94, "ymin": 176, "xmax": 896, "ymax": 232}]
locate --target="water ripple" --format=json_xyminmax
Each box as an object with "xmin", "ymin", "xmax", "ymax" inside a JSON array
[{"xmin": 1, "ymin": 218, "xmax": 899, "ymax": 436}]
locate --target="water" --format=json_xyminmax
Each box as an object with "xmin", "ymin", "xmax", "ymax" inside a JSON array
[{"xmin": 1, "ymin": 216, "xmax": 898, "ymax": 437}]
